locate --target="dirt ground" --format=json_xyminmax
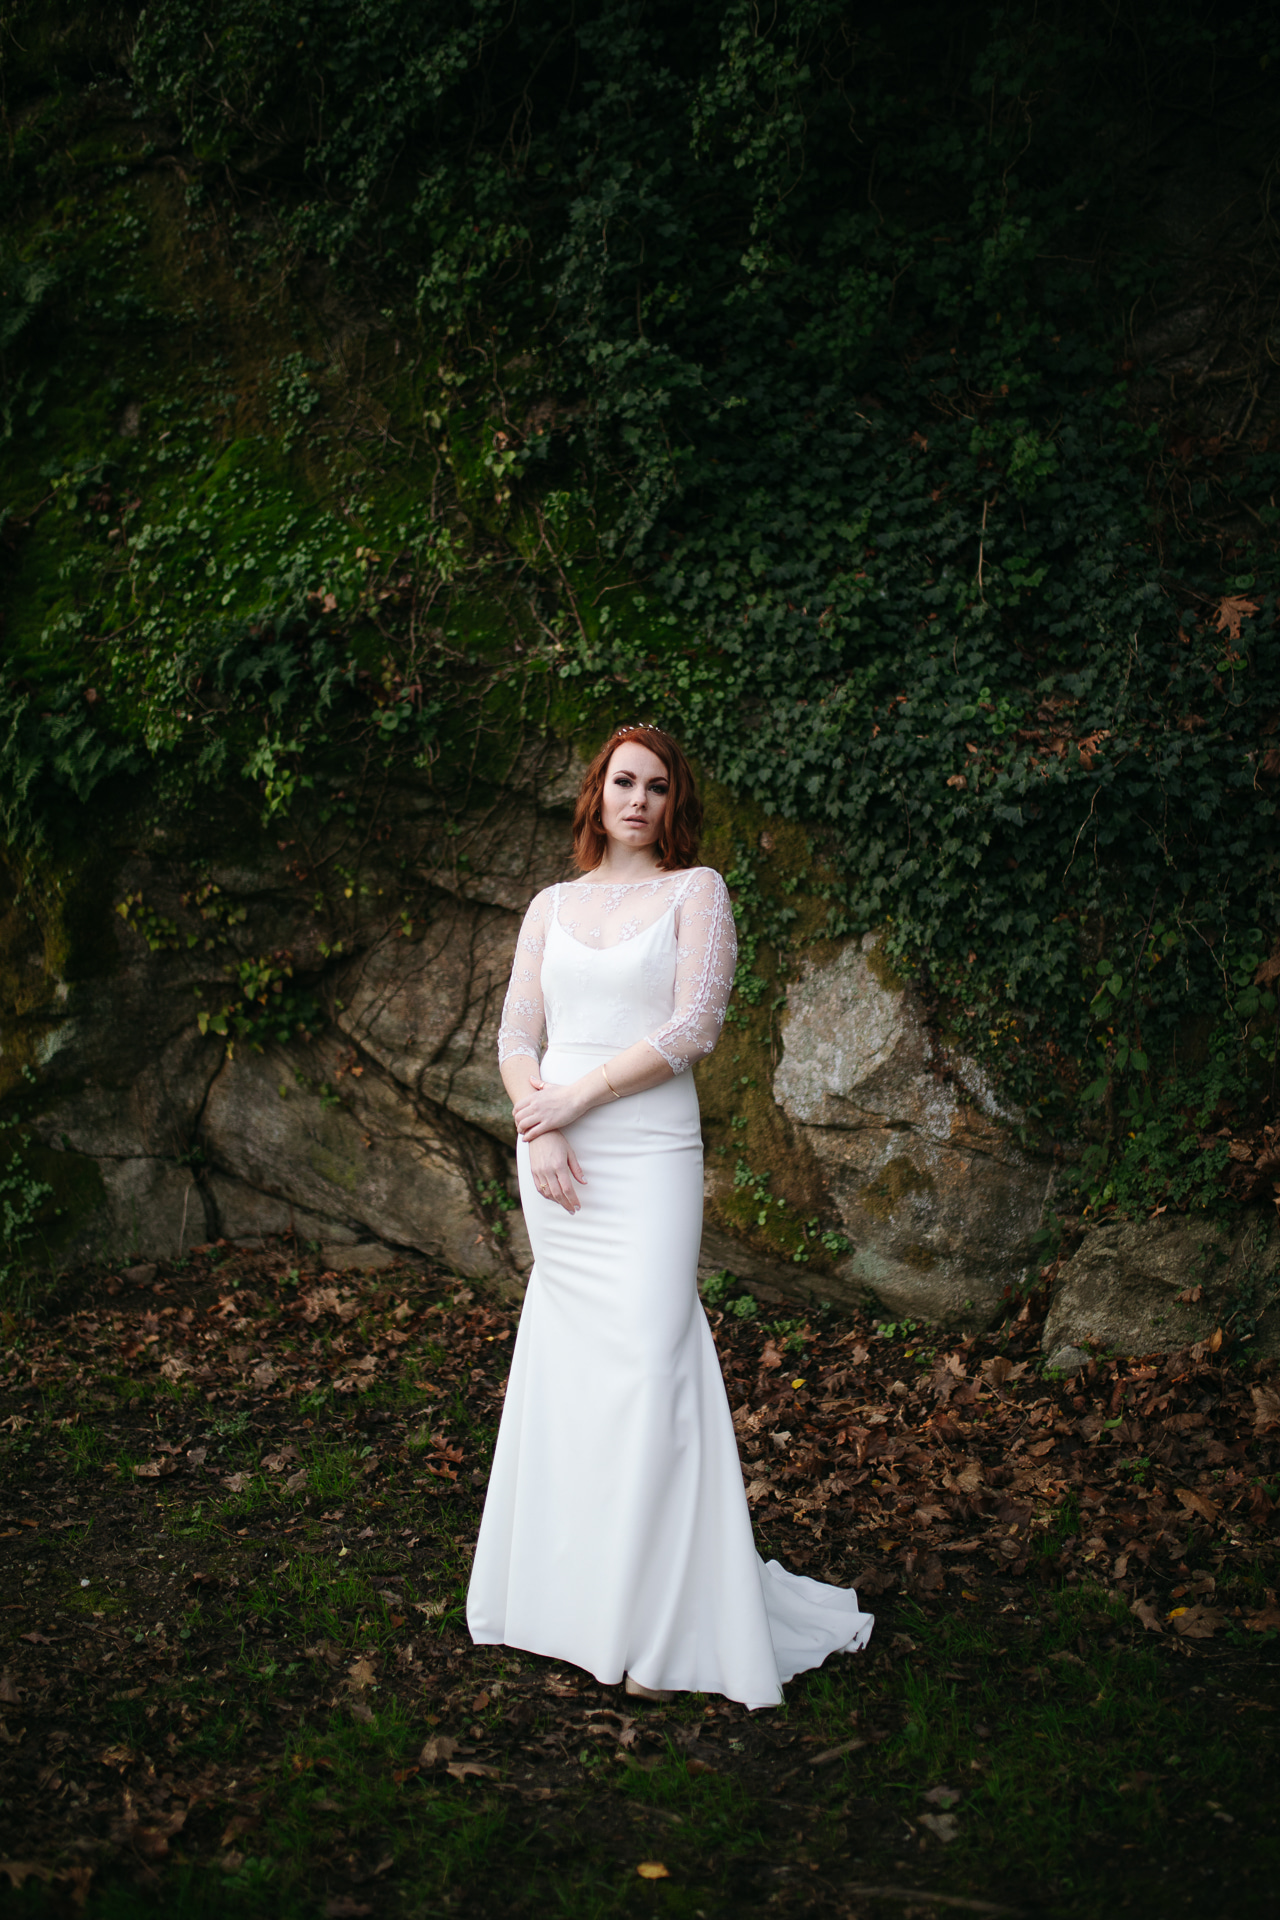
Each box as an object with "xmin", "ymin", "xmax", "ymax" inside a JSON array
[{"xmin": 1, "ymin": 1245, "xmax": 1278, "ymax": 1918}]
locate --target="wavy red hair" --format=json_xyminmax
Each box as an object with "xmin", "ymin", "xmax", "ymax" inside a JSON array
[{"xmin": 572, "ymin": 726, "xmax": 703, "ymax": 873}]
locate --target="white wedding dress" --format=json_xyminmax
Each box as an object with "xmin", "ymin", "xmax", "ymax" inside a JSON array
[{"xmin": 466, "ymin": 867, "xmax": 873, "ymax": 1708}]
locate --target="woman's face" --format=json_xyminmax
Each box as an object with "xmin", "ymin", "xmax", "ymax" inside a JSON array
[{"xmin": 599, "ymin": 741, "xmax": 670, "ymax": 854}]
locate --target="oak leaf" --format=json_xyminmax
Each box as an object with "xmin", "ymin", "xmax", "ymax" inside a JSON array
[{"xmin": 1214, "ymin": 594, "xmax": 1259, "ymax": 641}]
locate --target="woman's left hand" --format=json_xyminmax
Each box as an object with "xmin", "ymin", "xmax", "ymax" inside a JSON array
[{"xmin": 512, "ymin": 1076, "xmax": 587, "ymax": 1142}]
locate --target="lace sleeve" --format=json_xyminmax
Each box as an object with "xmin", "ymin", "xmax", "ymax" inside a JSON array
[
  {"xmin": 496, "ymin": 889, "xmax": 550, "ymax": 1066},
  {"xmin": 644, "ymin": 868, "xmax": 737, "ymax": 1074}
]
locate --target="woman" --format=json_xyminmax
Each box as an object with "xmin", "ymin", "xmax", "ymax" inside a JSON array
[{"xmin": 466, "ymin": 725, "xmax": 873, "ymax": 1708}]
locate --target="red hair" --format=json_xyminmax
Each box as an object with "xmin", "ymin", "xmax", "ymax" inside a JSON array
[{"xmin": 572, "ymin": 726, "xmax": 703, "ymax": 873}]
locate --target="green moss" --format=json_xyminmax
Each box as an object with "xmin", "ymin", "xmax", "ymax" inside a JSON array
[
  {"xmin": 858, "ymin": 1156, "xmax": 936, "ymax": 1223},
  {"xmin": 57, "ymin": 1574, "xmax": 125, "ymax": 1618},
  {"xmin": 863, "ymin": 934, "xmax": 907, "ymax": 995},
  {"xmin": 308, "ymin": 1145, "xmax": 360, "ymax": 1196},
  {"xmin": 21, "ymin": 1140, "xmax": 107, "ymax": 1243},
  {"xmin": 691, "ymin": 782, "xmax": 861, "ymax": 1270}
]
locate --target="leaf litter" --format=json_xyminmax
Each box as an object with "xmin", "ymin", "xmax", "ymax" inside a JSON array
[{"xmin": 0, "ymin": 1243, "xmax": 1277, "ymax": 1915}]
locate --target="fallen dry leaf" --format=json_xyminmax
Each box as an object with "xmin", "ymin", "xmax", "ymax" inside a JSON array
[
  {"xmin": 808, "ymin": 1736, "xmax": 866, "ymax": 1768},
  {"xmin": 1130, "ymin": 1596, "xmax": 1164, "ymax": 1633},
  {"xmin": 1169, "ymin": 1604, "xmax": 1224, "ymax": 1640},
  {"xmin": 1214, "ymin": 593, "xmax": 1259, "ymax": 641},
  {"xmin": 419, "ymin": 1735, "xmax": 459, "ymax": 1767},
  {"xmin": 1251, "ymin": 1386, "xmax": 1280, "ymax": 1433},
  {"xmin": 918, "ymin": 1811, "xmax": 959, "ymax": 1843},
  {"xmin": 446, "ymin": 1760, "xmax": 499, "ymax": 1781},
  {"xmin": 1175, "ymin": 1488, "xmax": 1219, "ymax": 1525},
  {"xmin": 637, "ymin": 1862, "xmax": 670, "ymax": 1880},
  {"xmin": 0, "ymin": 1675, "xmax": 20, "ymax": 1706},
  {"xmin": 0, "ymin": 1863, "xmax": 52, "ymax": 1889}
]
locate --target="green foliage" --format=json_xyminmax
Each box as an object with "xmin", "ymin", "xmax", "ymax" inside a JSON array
[
  {"xmin": 474, "ymin": 1177, "xmax": 517, "ymax": 1243},
  {"xmin": 3, "ymin": 0, "xmax": 1280, "ymax": 1216},
  {"xmin": 873, "ymin": 1318, "xmax": 922, "ymax": 1343},
  {"xmin": 0, "ymin": 1122, "xmax": 55, "ymax": 1302}
]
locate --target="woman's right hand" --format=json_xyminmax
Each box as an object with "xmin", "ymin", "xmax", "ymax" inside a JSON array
[{"xmin": 527, "ymin": 1130, "xmax": 587, "ymax": 1215}]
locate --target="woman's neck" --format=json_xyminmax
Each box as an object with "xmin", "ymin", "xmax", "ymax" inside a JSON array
[{"xmin": 585, "ymin": 844, "xmax": 665, "ymax": 883}]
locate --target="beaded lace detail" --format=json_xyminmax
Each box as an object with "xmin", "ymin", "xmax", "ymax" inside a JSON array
[{"xmin": 496, "ymin": 867, "xmax": 737, "ymax": 1074}]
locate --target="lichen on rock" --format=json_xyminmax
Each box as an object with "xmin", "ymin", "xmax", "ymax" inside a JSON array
[{"xmin": 773, "ymin": 931, "xmax": 1054, "ymax": 1327}]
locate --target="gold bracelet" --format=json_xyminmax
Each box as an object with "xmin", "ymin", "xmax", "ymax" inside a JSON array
[{"xmin": 601, "ymin": 1064, "xmax": 622, "ymax": 1100}]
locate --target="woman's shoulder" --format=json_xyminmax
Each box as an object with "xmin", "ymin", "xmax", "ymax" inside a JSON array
[
  {"xmin": 522, "ymin": 881, "xmax": 562, "ymax": 916},
  {"xmin": 672, "ymin": 865, "xmax": 731, "ymax": 898}
]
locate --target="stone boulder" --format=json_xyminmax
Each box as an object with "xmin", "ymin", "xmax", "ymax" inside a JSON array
[
  {"xmin": 1043, "ymin": 1211, "xmax": 1280, "ymax": 1360},
  {"xmin": 9, "ymin": 803, "xmax": 550, "ymax": 1282},
  {"xmin": 199, "ymin": 1034, "xmax": 529, "ymax": 1281},
  {"xmin": 772, "ymin": 933, "xmax": 1054, "ymax": 1327},
  {"xmin": 0, "ymin": 774, "xmax": 1060, "ymax": 1322}
]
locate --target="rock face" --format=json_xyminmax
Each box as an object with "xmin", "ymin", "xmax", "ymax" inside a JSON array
[
  {"xmin": 4, "ymin": 769, "xmax": 572, "ymax": 1287},
  {"xmin": 1043, "ymin": 1212, "xmax": 1280, "ymax": 1360},
  {"xmin": 28, "ymin": 774, "xmax": 1265, "ymax": 1355},
  {"xmin": 773, "ymin": 933, "xmax": 1054, "ymax": 1327},
  {"xmin": 2, "ymin": 791, "xmax": 1060, "ymax": 1326}
]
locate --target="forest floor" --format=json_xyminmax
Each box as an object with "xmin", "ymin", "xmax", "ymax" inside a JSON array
[{"xmin": 0, "ymin": 1244, "xmax": 1278, "ymax": 1920}]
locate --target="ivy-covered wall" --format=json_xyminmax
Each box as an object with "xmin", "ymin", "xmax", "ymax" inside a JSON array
[{"xmin": 2, "ymin": 0, "xmax": 1280, "ymax": 1288}]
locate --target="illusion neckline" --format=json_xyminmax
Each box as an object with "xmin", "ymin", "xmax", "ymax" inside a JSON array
[{"xmin": 566, "ymin": 869, "xmax": 695, "ymax": 889}]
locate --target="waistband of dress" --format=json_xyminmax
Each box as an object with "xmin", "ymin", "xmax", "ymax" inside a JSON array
[{"xmin": 541, "ymin": 1040, "xmax": 625, "ymax": 1060}]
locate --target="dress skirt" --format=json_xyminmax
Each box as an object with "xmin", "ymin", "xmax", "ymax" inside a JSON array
[{"xmin": 466, "ymin": 1040, "xmax": 874, "ymax": 1709}]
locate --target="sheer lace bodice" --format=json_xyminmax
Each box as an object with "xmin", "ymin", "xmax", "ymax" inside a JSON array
[{"xmin": 497, "ymin": 866, "xmax": 737, "ymax": 1074}]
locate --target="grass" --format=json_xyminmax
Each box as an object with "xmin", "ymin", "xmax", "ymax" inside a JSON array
[{"xmin": 2, "ymin": 1251, "xmax": 1278, "ymax": 1918}]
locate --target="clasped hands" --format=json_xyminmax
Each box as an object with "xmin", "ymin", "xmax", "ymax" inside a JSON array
[
  {"xmin": 513, "ymin": 1075, "xmax": 590, "ymax": 1215},
  {"xmin": 511, "ymin": 1074, "xmax": 589, "ymax": 1143}
]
